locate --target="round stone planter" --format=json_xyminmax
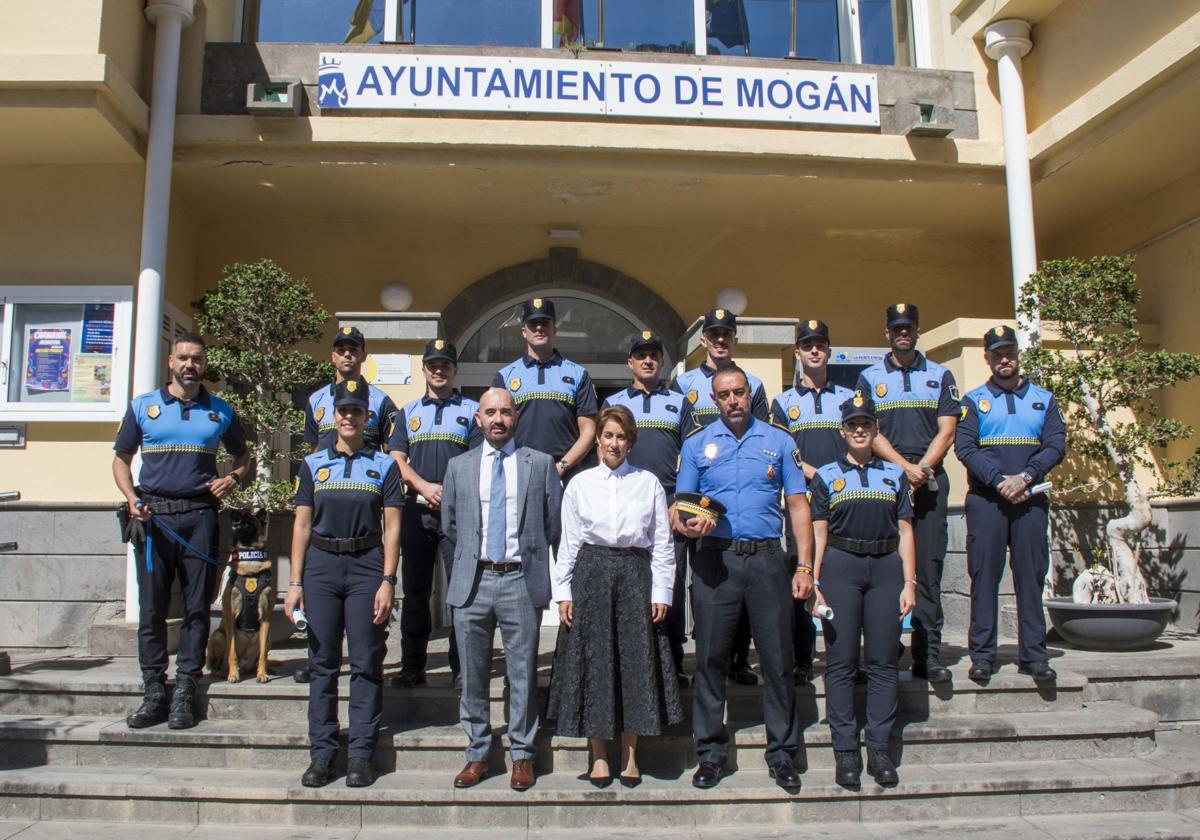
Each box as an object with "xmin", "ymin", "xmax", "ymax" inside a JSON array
[{"xmin": 1045, "ymin": 596, "xmax": 1177, "ymax": 651}]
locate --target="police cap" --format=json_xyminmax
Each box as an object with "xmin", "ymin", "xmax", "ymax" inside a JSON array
[
  {"xmin": 675, "ymin": 492, "xmax": 727, "ymax": 525},
  {"xmin": 333, "ymin": 379, "xmax": 370, "ymax": 411},
  {"xmin": 521, "ymin": 297, "xmax": 556, "ymax": 324},
  {"xmin": 332, "ymin": 326, "xmax": 366, "ymax": 350},
  {"xmin": 702, "ymin": 308, "xmax": 737, "ymax": 334},
  {"xmin": 885, "ymin": 303, "xmax": 919, "ymax": 328},
  {"xmin": 983, "ymin": 324, "xmax": 1019, "ymax": 351},
  {"xmin": 840, "ymin": 391, "xmax": 877, "ymax": 423},
  {"xmin": 423, "ymin": 339, "xmax": 458, "ymax": 364},
  {"xmin": 629, "ymin": 330, "xmax": 665, "ymax": 357},
  {"xmin": 796, "ymin": 319, "xmax": 830, "ymax": 345}
]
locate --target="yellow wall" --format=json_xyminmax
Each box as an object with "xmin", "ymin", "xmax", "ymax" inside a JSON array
[
  {"xmin": 5, "ymin": 424, "xmax": 123, "ymax": 503},
  {"xmin": 0, "ymin": 0, "xmax": 103, "ymax": 56},
  {"xmin": 98, "ymin": 0, "xmax": 150, "ymax": 102}
]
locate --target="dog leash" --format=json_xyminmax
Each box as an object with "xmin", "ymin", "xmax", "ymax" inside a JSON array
[{"xmin": 136, "ymin": 499, "xmax": 220, "ymax": 573}]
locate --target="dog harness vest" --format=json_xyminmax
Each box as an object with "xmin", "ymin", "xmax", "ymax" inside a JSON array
[
  {"xmin": 294, "ymin": 446, "xmax": 404, "ymax": 539},
  {"xmin": 855, "ymin": 352, "xmax": 960, "ymax": 461},
  {"xmin": 810, "ymin": 457, "xmax": 913, "ymax": 544},
  {"xmin": 957, "ymin": 378, "xmax": 1067, "ymax": 493},
  {"xmin": 492, "ymin": 351, "xmax": 598, "ymax": 461},
  {"xmin": 674, "ymin": 363, "xmax": 768, "ymax": 437},
  {"xmin": 114, "ymin": 385, "xmax": 246, "ymax": 497},
  {"xmin": 304, "ymin": 377, "xmax": 397, "ymax": 451},
  {"xmin": 770, "ymin": 381, "xmax": 855, "ymax": 468},
  {"xmin": 234, "ymin": 568, "xmax": 273, "ymax": 632},
  {"xmin": 389, "ymin": 391, "xmax": 481, "ymax": 483},
  {"xmin": 602, "ymin": 384, "xmax": 687, "ymax": 493}
]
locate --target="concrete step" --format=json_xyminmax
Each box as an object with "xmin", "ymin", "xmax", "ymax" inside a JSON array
[
  {"xmin": 0, "ymin": 701, "xmax": 1159, "ymax": 774},
  {"xmin": 0, "ymin": 730, "xmax": 1197, "ymax": 828},
  {"xmin": 0, "ymin": 657, "xmax": 1090, "ymax": 724}
]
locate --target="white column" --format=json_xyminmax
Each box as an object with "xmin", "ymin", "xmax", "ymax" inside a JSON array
[
  {"xmin": 984, "ymin": 19, "xmax": 1039, "ymax": 348},
  {"xmin": 126, "ymin": 0, "xmax": 197, "ymax": 623}
]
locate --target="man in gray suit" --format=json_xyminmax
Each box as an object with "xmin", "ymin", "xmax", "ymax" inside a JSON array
[{"xmin": 442, "ymin": 387, "xmax": 562, "ymax": 791}]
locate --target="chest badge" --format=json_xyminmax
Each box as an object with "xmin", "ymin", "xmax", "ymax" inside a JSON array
[
  {"xmin": 410, "ymin": 416, "xmax": 421, "ymax": 432},
  {"xmin": 346, "ymin": 380, "xmax": 358, "ymax": 393},
  {"xmin": 315, "ymin": 406, "xmax": 325, "ymax": 423},
  {"xmin": 875, "ymin": 383, "xmax": 888, "ymax": 398},
  {"xmin": 766, "ymin": 464, "xmax": 775, "ymax": 479},
  {"xmin": 788, "ymin": 405, "xmax": 800, "ymax": 420},
  {"xmin": 147, "ymin": 404, "xmax": 161, "ymax": 420},
  {"xmin": 978, "ymin": 399, "xmax": 991, "ymax": 414},
  {"xmin": 704, "ymin": 442, "xmax": 718, "ymax": 460},
  {"xmin": 509, "ymin": 377, "xmax": 521, "ymax": 392},
  {"xmin": 245, "ymin": 577, "xmax": 258, "ymax": 594},
  {"xmin": 315, "ymin": 467, "xmax": 330, "ymax": 483},
  {"xmin": 688, "ymin": 389, "xmax": 698, "ymax": 404},
  {"xmin": 832, "ymin": 477, "xmax": 846, "ymax": 493}
]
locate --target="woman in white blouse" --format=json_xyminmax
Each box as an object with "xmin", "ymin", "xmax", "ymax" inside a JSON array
[{"xmin": 547, "ymin": 405, "xmax": 684, "ymax": 787}]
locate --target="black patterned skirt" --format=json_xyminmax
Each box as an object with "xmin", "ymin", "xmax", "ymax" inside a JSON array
[{"xmin": 547, "ymin": 544, "xmax": 685, "ymax": 739}]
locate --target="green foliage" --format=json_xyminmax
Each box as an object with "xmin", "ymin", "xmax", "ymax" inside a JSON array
[
  {"xmin": 193, "ymin": 259, "xmax": 334, "ymax": 511},
  {"xmin": 1017, "ymin": 255, "xmax": 1200, "ymax": 496}
]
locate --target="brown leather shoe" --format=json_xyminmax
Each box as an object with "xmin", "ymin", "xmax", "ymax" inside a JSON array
[
  {"xmin": 510, "ymin": 758, "xmax": 535, "ymax": 791},
  {"xmin": 454, "ymin": 761, "xmax": 490, "ymax": 788}
]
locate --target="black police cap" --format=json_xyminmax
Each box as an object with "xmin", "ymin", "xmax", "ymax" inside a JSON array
[
  {"xmin": 702, "ymin": 308, "xmax": 737, "ymax": 334},
  {"xmin": 796, "ymin": 319, "xmax": 830, "ymax": 345},
  {"xmin": 332, "ymin": 326, "xmax": 366, "ymax": 350},
  {"xmin": 628, "ymin": 330, "xmax": 665, "ymax": 357},
  {"xmin": 675, "ymin": 492, "xmax": 727, "ymax": 525},
  {"xmin": 332, "ymin": 378, "xmax": 370, "ymax": 410},
  {"xmin": 423, "ymin": 339, "xmax": 458, "ymax": 364},
  {"xmin": 983, "ymin": 324, "xmax": 1019, "ymax": 351},
  {"xmin": 840, "ymin": 391, "xmax": 877, "ymax": 422},
  {"xmin": 521, "ymin": 297, "xmax": 556, "ymax": 324},
  {"xmin": 885, "ymin": 303, "xmax": 919, "ymax": 328}
]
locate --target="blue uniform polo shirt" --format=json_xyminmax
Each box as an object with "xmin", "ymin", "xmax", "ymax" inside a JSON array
[
  {"xmin": 676, "ymin": 417, "xmax": 806, "ymax": 540},
  {"xmin": 387, "ymin": 391, "xmax": 482, "ymax": 484},
  {"xmin": 810, "ymin": 457, "xmax": 914, "ymax": 542},
  {"xmin": 293, "ymin": 447, "xmax": 404, "ymax": 539},
  {"xmin": 770, "ymin": 381, "xmax": 855, "ymax": 468},
  {"xmin": 956, "ymin": 378, "xmax": 1066, "ymax": 493},
  {"xmin": 304, "ymin": 377, "xmax": 398, "ymax": 451},
  {"xmin": 114, "ymin": 385, "xmax": 247, "ymax": 498},
  {"xmin": 602, "ymin": 383, "xmax": 687, "ymax": 493},
  {"xmin": 675, "ymin": 363, "xmax": 769, "ymax": 437},
  {"xmin": 856, "ymin": 352, "xmax": 960, "ymax": 461},
  {"xmin": 492, "ymin": 351, "xmax": 598, "ymax": 460}
]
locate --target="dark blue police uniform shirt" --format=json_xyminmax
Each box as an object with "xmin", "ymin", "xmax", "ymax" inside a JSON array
[
  {"xmin": 492, "ymin": 351, "xmax": 599, "ymax": 460},
  {"xmin": 810, "ymin": 457, "xmax": 914, "ymax": 542},
  {"xmin": 294, "ymin": 447, "xmax": 403, "ymax": 540},
  {"xmin": 602, "ymin": 384, "xmax": 685, "ymax": 493},
  {"xmin": 955, "ymin": 378, "xmax": 1066, "ymax": 493},
  {"xmin": 387, "ymin": 392, "xmax": 482, "ymax": 484},
  {"xmin": 114, "ymin": 385, "xmax": 247, "ymax": 498},
  {"xmin": 304, "ymin": 378, "xmax": 398, "ymax": 451},
  {"xmin": 856, "ymin": 352, "xmax": 960, "ymax": 460},
  {"xmin": 676, "ymin": 417, "xmax": 806, "ymax": 540},
  {"xmin": 770, "ymin": 381, "xmax": 855, "ymax": 468},
  {"xmin": 675, "ymin": 363, "xmax": 769, "ymax": 437}
]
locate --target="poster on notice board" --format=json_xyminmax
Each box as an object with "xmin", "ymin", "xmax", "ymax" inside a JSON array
[{"xmin": 25, "ymin": 328, "xmax": 72, "ymax": 393}]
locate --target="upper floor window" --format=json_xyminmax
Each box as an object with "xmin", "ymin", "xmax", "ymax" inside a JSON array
[{"xmin": 398, "ymin": 0, "xmax": 542, "ymax": 47}]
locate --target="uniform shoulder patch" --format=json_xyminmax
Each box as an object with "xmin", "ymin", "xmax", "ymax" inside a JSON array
[
  {"xmin": 791, "ymin": 449, "xmax": 803, "ymax": 469},
  {"xmin": 314, "ymin": 406, "xmax": 325, "ymax": 423},
  {"xmin": 960, "ymin": 406, "xmax": 968, "ymax": 420},
  {"xmin": 949, "ymin": 384, "xmax": 961, "ymax": 401},
  {"xmin": 687, "ymin": 389, "xmax": 698, "ymax": 404}
]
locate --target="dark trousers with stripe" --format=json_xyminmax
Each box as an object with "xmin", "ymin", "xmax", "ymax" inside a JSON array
[
  {"xmin": 966, "ymin": 492, "xmax": 1050, "ymax": 664},
  {"xmin": 910, "ymin": 469, "xmax": 949, "ymax": 666},
  {"xmin": 399, "ymin": 501, "xmax": 458, "ymax": 675},
  {"xmin": 821, "ymin": 546, "xmax": 903, "ymax": 751},
  {"xmin": 666, "ymin": 531, "xmax": 689, "ymax": 672},
  {"xmin": 304, "ymin": 546, "xmax": 388, "ymax": 760},
  {"xmin": 133, "ymin": 507, "xmax": 219, "ymax": 680}
]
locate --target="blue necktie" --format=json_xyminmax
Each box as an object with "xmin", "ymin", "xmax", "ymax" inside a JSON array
[{"xmin": 486, "ymin": 449, "xmax": 507, "ymax": 561}]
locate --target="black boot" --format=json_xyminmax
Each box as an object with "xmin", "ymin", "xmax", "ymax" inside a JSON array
[
  {"xmin": 834, "ymin": 749, "xmax": 862, "ymax": 787},
  {"xmin": 168, "ymin": 674, "xmax": 199, "ymax": 730},
  {"xmin": 126, "ymin": 672, "xmax": 169, "ymax": 729},
  {"xmin": 866, "ymin": 748, "xmax": 899, "ymax": 787}
]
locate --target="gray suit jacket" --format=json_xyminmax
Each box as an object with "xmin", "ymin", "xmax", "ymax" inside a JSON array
[{"xmin": 442, "ymin": 444, "xmax": 563, "ymax": 609}]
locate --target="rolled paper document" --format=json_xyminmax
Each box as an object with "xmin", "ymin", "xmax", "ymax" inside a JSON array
[
  {"xmin": 292, "ymin": 607, "xmax": 308, "ymax": 631},
  {"xmin": 1030, "ymin": 481, "xmax": 1053, "ymax": 495},
  {"xmin": 814, "ymin": 604, "xmax": 835, "ymax": 621}
]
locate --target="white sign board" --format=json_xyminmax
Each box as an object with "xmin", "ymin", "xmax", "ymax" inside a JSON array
[
  {"xmin": 364, "ymin": 354, "xmax": 412, "ymax": 385},
  {"xmin": 317, "ymin": 53, "xmax": 879, "ymax": 128}
]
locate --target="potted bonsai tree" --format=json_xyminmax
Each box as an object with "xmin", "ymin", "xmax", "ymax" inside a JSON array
[{"xmin": 1019, "ymin": 255, "xmax": 1200, "ymax": 649}]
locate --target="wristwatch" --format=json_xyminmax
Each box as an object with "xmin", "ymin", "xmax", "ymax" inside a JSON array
[
  {"xmin": 381, "ymin": 574, "xmax": 398, "ymax": 586},
  {"xmin": 557, "ymin": 460, "xmax": 570, "ymax": 472},
  {"xmin": 1020, "ymin": 471, "xmax": 1034, "ymax": 485}
]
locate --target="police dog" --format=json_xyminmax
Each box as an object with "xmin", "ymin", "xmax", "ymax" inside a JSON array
[{"xmin": 207, "ymin": 508, "xmax": 276, "ymax": 683}]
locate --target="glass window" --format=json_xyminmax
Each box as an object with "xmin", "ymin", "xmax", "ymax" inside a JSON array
[
  {"xmin": 581, "ymin": 0, "xmax": 695, "ymax": 53},
  {"xmin": 707, "ymin": 0, "xmax": 784, "ymax": 58},
  {"xmin": 796, "ymin": 0, "xmax": 841, "ymax": 61},
  {"xmin": 858, "ymin": 0, "xmax": 895, "ymax": 65},
  {"xmin": 401, "ymin": 0, "xmax": 541, "ymax": 47},
  {"xmin": 459, "ymin": 297, "xmax": 640, "ymax": 366},
  {"xmin": 255, "ymin": 0, "xmax": 385, "ymax": 43}
]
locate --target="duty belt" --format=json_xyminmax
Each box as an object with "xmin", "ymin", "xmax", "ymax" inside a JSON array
[
  {"xmin": 138, "ymin": 490, "xmax": 216, "ymax": 515},
  {"xmin": 310, "ymin": 532, "xmax": 383, "ymax": 553},
  {"xmin": 827, "ymin": 534, "xmax": 899, "ymax": 555},
  {"xmin": 699, "ymin": 537, "xmax": 778, "ymax": 555}
]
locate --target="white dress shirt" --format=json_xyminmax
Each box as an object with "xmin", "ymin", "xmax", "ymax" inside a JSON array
[
  {"xmin": 478, "ymin": 438, "xmax": 520, "ymax": 562},
  {"xmin": 553, "ymin": 459, "xmax": 675, "ymax": 605}
]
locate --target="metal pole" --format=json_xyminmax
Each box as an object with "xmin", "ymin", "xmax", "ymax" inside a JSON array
[
  {"xmin": 788, "ymin": 0, "xmax": 797, "ymax": 57},
  {"xmin": 596, "ymin": 0, "xmax": 605, "ymax": 48}
]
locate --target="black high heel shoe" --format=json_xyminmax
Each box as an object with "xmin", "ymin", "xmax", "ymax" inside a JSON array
[
  {"xmin": 619, "ymin": 773, "xmax": 642, "ymax": 788},
  {"xmin": 587, "ymin": 746, "xmax": 613, "ymax": 788}
]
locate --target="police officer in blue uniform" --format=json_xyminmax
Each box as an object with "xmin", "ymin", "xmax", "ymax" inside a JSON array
[
  {"xmin": 285, "ymin": 379, "xmax": 403, "ymax": 788},
  {"xmin": 810, "ymin": 393, "xmax": 917, "ymax": 788},
  {"xmin": 304, "ymin": 326, "xmax": 398, "ymax": 452},
  {"xmin": 603, "ymin": 330, "xmax": 693, "ymax": 683},
  {"xmin": 675, "ymin": 366, "xmax": 812, "ymax": 791},
  {"xmin": 956, "ymin": 325, "xmax": 1066, "ymax": 684},
  {"xmin": 856, "ymin": 304, "xmax": 959, "ymax": 683},
  {"xmin": 771, "ymin": 319, "xmax": 855, "ymax": 685},
  {"xmin": 388, "ymin": 339, "xmax": 481, "ymax": 688},
  {"xmin": 113, "ymin": 332, "xmax": 250, "ymax": 730},
  {"xmin": 493, "ymin": 298, "xmax": 598, "ymax": 482},
  {"xmin": 674, "ymin": 308, "xmax": 770, "ymax": 685}
]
